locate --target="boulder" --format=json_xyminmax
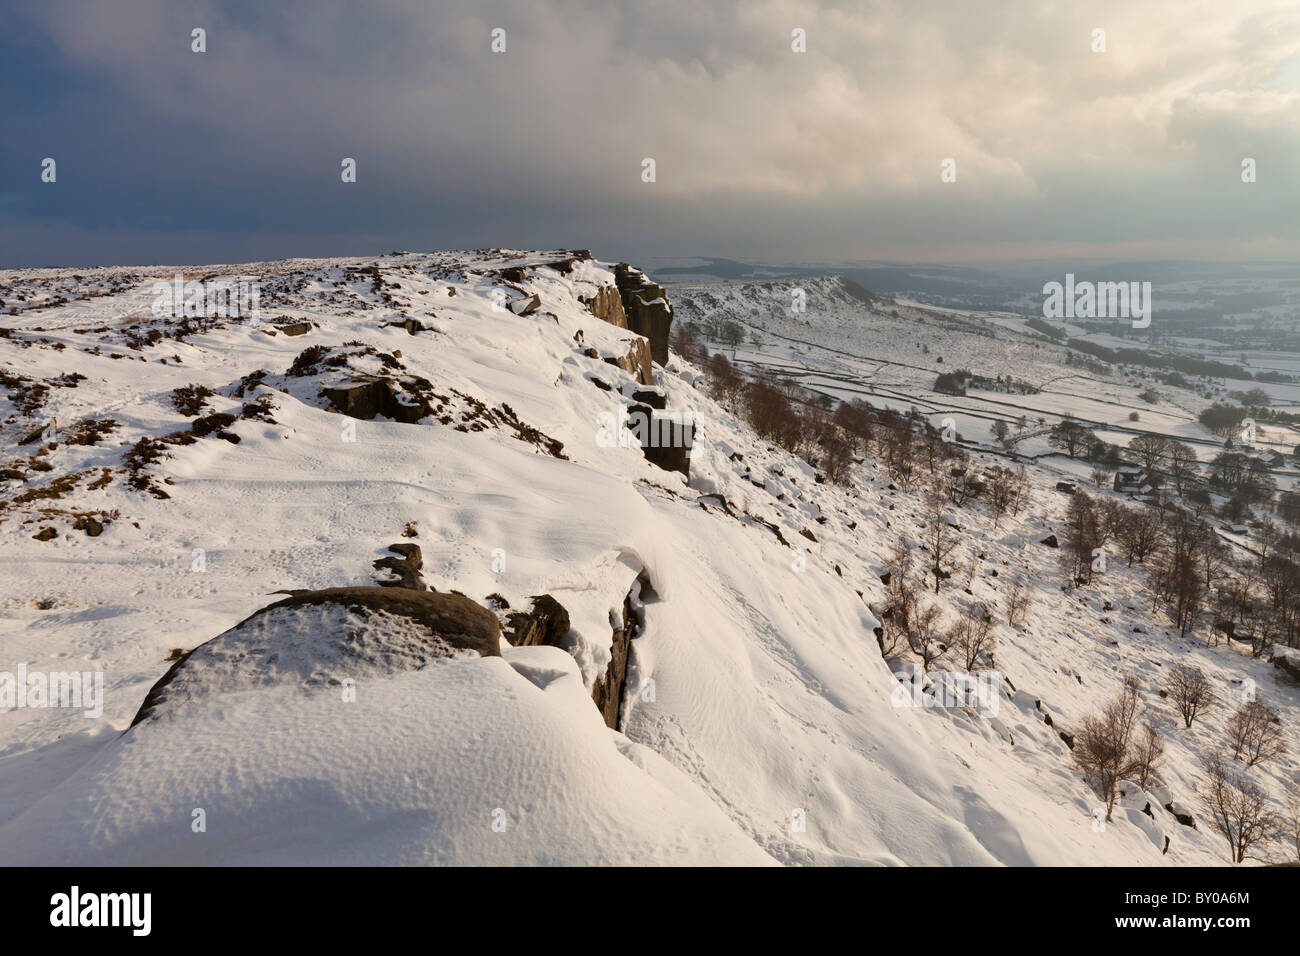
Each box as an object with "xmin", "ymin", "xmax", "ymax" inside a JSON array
[
  {"xmin": 627, "ymin": 402, "xmax": 693, "ymax": 477},
  {"xmin": 509, "ymin": 294, "xmax": 541, "ymax": 316},
  {"xmin": 73, "ymin": 515, "xmax": 104, "ymax": 537},
  {"xmin": 1040, "ymin": 534, "xmax": 1059, "ymax": 548},
  {"xmin": 629, "ymin": 386, "xmax": 667, "ymax": 409},
  {"xmin": 130, "ymin": 586, "xmax": 503, "ymax": 725},
  {"xmin": 373, "ymin": 542, "xmax": 425, "ymax": 590},
  {"xmin": 322, "ymin": 381, "xmax": 430, "ymax": 424},
  {"xmin": 504, "ymin": 594, "xmax": 571, "ymax": 648}
]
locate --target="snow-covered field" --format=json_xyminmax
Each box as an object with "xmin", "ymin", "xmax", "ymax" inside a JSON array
[
  {"xmin": 0, "ymin": 252, "xmax": 1295, "ymax": 865},
  {"xmin": 673, "ymin": 277, "xmax": 1300, "ymax": 481}
]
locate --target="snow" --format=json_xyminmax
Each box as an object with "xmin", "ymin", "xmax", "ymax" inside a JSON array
[{"xmin": 0, "ymin": 251, "xmax": 1295, "ymax": 865}]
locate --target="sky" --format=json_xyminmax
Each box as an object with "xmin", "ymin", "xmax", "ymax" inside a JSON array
[{"xmin": 2, "ymin": 0, "xmax": 1299, "ymax": 269}]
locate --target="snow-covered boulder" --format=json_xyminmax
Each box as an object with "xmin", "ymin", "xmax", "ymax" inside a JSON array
[{"xmin": 132, "ymin": 586, "xmax": 503, "ymax": 725}]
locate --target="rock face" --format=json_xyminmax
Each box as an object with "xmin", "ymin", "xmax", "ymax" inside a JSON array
[
  {"xmin": 502, "ymin": 581, "xmax": 650, "ymax": 732},
  {"xmin": 592, "ymin": 573, "xmax": 651, "ymax": 730},
  {"xmin": 629, "ymin": 386, "xmax": 666, "ymax": 409},
  {"xmin": 130, "ymin": 586, "xmax": 502, "ymax": 725},
  {"xmin": 614, "ymin": 264, "xmax": 673, "ymax": 366},
  {"xmin": 583, "ymin": 286, "xmax": 628, "ymax": 330},
  {"xmin": 503, "ymin": 594, "xmax": 571, "ymax": 648},
  {"xmin": 628, "ymin": 402, "xmax": 693, "ymax": 477},
  {"xmin": 322, "ymin": 380, "xmax": 429, "ymax": 423},
  {"xmin": 603, "ymin": 338, "xmax": 653, "ymax": 387}
]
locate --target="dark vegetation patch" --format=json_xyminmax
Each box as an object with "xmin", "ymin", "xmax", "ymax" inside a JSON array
[
  {"xmin": 0, "ymin": 369, "xmax": 85, "ymax": 417},
  {"xmin": 0, "ymin": 470, "xmax": 91, "ymax": 514},
  {"xmin": 170, "ymin": 384, "xmax": 215, "ymax": 417},
  {"xmin": 63, "ymin": 418, "xmax": 119, "ymax": 446},
  {"xmin": 190, "ymin": 412, "xmax": 241, "ymax": 442}
]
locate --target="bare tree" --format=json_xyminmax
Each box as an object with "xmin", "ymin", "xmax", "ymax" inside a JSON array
[
  {"xmin": 879, "ymin": 586, "xmax": 917, "ymax": 658},
  {"xmin": 1128, "ymin": 434, "xmax": 1172, "ymax": 473},
  {"xmin": 1226, "ymin": 701, "xmax": 1287, "ymax": 767},
  {"xmin": 1009, "ymin": 464, "xmax": 1032, "ymax": 515},
  {"xmin": 877, "ymin": 413, "xmax": 917, "ymax": 487},
  {"xmin": 909, "ymin": 603, "xmax": 944, "ymax": 673},
  {"xmin": 947, "ymin": 602, "xmax": 997, "ymax": 671},
  {"xmin": 1117, "ymin": 503, "xmax": 1162, "ymax": 566},
  {"xmin": 719, "ymin": 319, "xmax": 746, "ymax": 354},
  {"xmin": 1004, "ymin": 577, "xmax": 1031, "ymax": 627},
  {"xmin": 819, "ymin": 430, "xmax": 854, "ymax": 486},
  {"xmin": 1063, "ymin": 491, "xmax": 1102, "ymax": 585},
  {"xmin": 1201, "ymin": 750, "xmax": 1278, "ymax": 863},
  {"xmin": 1131, "ymin": 722, "xmax": 1164, "ymax": 790},
  {"xmin": 922, "ymin": 486, "xmax": 959, "ymax": 593},
  {"xmin": 1164, "ymin": 664, "xmax": 1216, "ymax": 728},
  {"xmin": 1167, "ymin": 440, "xmax": 1201, "ymax": 495},
  {"xmin": 985, "ymin": 465, "xmax": 1015, "ymax": 527},
  {"xmin": 1073, "ymin": 676, "xmax": 1143, "ymax": 820}
]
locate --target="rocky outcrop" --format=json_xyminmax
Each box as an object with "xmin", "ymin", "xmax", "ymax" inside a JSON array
[
  {"xmin": 581, "ymin": 261, "xmax": 673, "ymax": 373},
  {"xmin": 628, "ymin": 385, "xmax": 666, "ymax": 409},
  {"xmin": 583, "ymin": 286, "xmax": 628, "ymax": 330},
  {"xmin": 373, "ymin": 542, "xmax": 425, "ymax": 589},
  {"xmin": 130, "ymin": 586, "xmax": 502, "ymax": 725},
  {"xmin": 614, "ymin": 264, "xmax": 673, "ymax": 366},
  {"xmin": 592, "ymin": 573, "xmax": 651, "ymax": 730},
  {"xmin": 502, "ymin": 580, "xmax": 649, "ymax": 731},
  {"xmin": 503, "ymin": 594, "xmax": 571, "ymax": 648},
  {"xmin": 603, "ymin": 338, "xmax": 653, "ymax": 387},
  {"xmin": 627, "ymin": 402, "xmax": 693, "ymax": 477},
  {"xmin": 509, "ymin": 293, "xmax": 541, "ymax": 316},
  {"xmin": 323, "ymin": 380, "xmax": 430, "ymax": 423}
]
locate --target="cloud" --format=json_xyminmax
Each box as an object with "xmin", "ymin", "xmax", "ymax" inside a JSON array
[{"xmin": 2, "ymin": 0, "xmax": 1299, "ymax": 266}]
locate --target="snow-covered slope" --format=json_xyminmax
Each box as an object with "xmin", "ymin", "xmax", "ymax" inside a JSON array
[{"xmin": 0, "ymin": 251, "xmax": 1294, "ymax": 865}]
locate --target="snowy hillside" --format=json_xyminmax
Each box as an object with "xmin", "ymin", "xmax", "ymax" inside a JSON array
[
  {"xmin": 0, "ymin": 251, "xmax": 1295, "ymax": 866},
  {"xmin": 670, "ymin": 276, "xmax": 1300, "ymax": 473}
]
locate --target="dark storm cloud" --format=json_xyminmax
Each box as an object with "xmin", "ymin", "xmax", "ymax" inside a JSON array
[{"xmin": 1, "ymin": 0, "xmax": 1298, "ymax": 267}]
